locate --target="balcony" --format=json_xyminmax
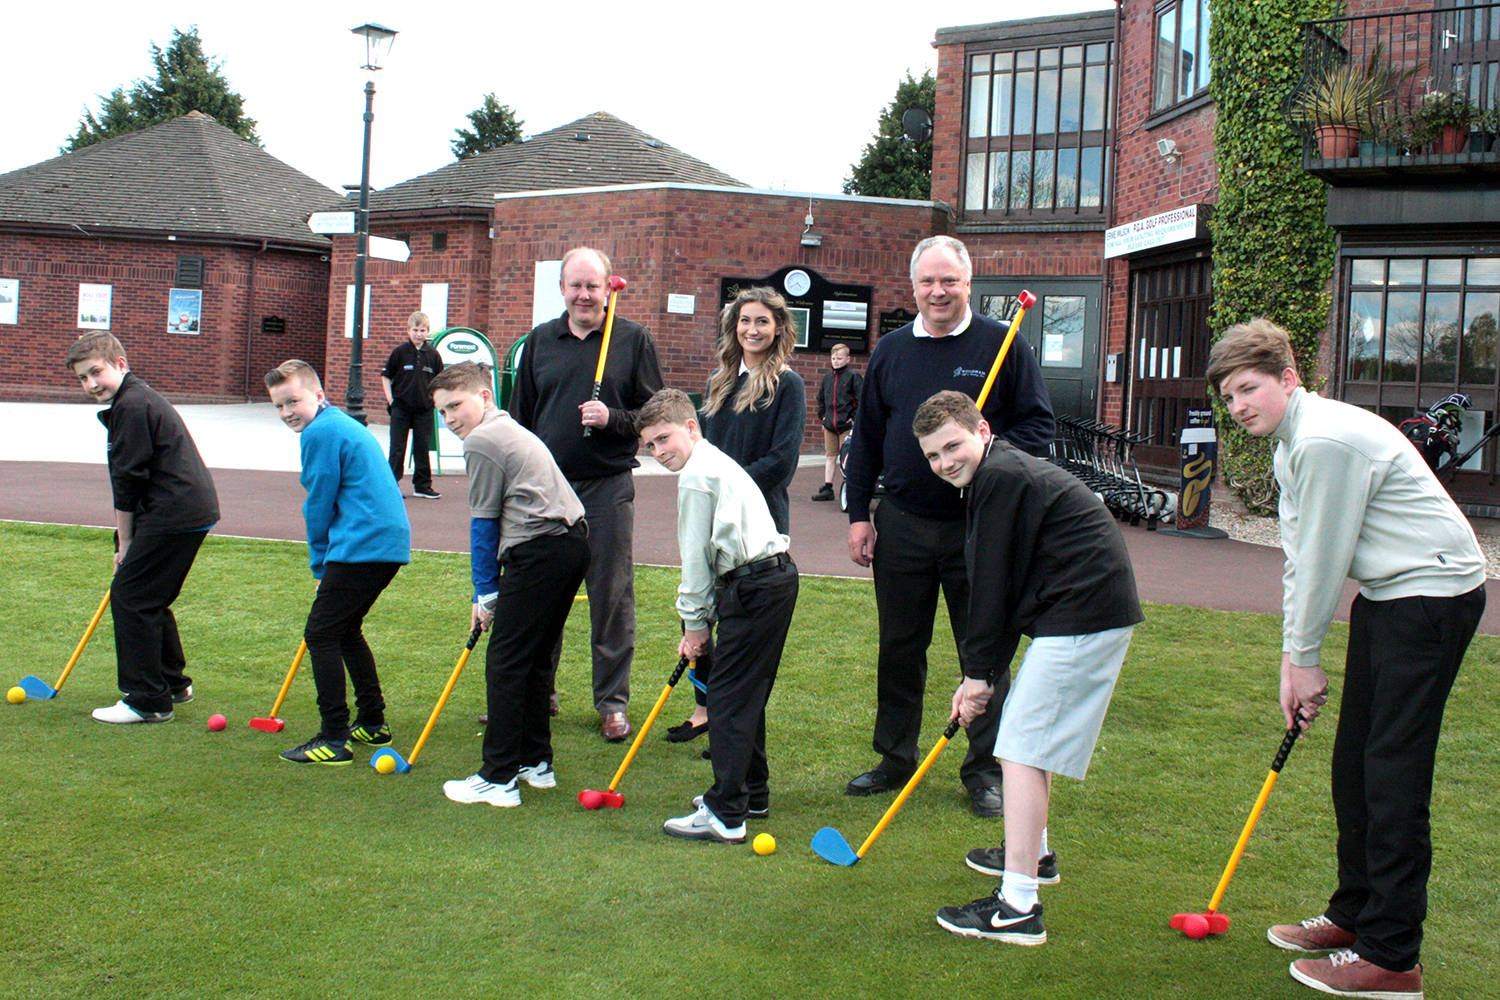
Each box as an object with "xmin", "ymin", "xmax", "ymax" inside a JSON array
[{"xmin": 1292, "ymin": 4, "xmax": 1500, "ymax": 184}]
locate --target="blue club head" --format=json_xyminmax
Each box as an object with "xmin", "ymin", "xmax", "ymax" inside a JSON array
[
  {"xmin": 811, "ymin": 826, "xmax": 861, "ymax": 866},
  {"xmin": 370, "ymin": 748, "xmax": 411, "ymax": 774},
  {"xmin": 18, "ymin": 676, "xmax": 59, "ymax": 700}
]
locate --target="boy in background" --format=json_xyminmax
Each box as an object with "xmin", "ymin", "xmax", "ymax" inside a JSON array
[
  {"xmin": 914, "ymin": 391, "xmax": 1141, "ymax": 947},
  {"xmin": 812, "ymin": 342, "xmax": 860, "ymax": 502},
  {"xmin": 66, "ymin": 333, "xmax": 219, "ymax": 724},
  {"xmin": 1209, "ymin": 319, "xmax": 1485, "ymax": 1000},
  {"xmin": 382, "ymin": 310, "xmax": 444, "ymax": 499},
  {"xmin": 429, "ymin": 362, "xmax": 590, "ymax": 808},
  {"xmin": 637, "ymin": 389, "xmax": 798, "ymax": 843},
  {"xmin": 266, "ymin": 360, "xmax": 411, "ymax": 765}
]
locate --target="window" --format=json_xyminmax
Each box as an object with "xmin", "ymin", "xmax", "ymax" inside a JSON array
[
  {"xmin": 431, "ymin": 231, "xmax": 448, "ymax": 251},
  {"xmin": 964, "ymin": 40, "xmax": 1114, "ymax": 217},
  {"xmin": 1153, "ymin": 0, "xmax": 1212, "ymax": 111}
]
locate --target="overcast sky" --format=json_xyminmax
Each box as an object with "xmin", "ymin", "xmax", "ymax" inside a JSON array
[{"xmin": 3, "ymin": 1, "xmax": 1113, "ymax": 198}]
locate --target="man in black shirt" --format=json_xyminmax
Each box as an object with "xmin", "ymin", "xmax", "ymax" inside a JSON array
[
  {"xmin": 381, "ymin": 311, "xmax": 444, "ymax": 499},
  {"xmin": 843, "ymin": 235, "xmax": 1054, "ymax": 816},
  {"xmin": 509, "ymin": 248, "xmax": 664, "ymax": 742}
]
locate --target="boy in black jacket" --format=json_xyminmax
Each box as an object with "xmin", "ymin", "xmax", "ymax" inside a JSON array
[
  {"xmin": 812, "ymin": 343, "xmax": 860, "ymax": 502},
  {"xmin": 914, "ymin": 391, "xmax": 1140, "ymax": 947},
  {"xmin": 66, "ymin": 333, "xmax": 220, "ymax": 724},
  {"xmin": 381, "ymin": 310, "xmax": 444, "ymax": 499}
]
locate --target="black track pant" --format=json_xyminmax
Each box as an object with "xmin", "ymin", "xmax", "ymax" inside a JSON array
[
  {"xmin": 304, "ymin": 561, "xmax": 401, "ymax": 740},
  {"xmin": 113, "ymin": 530, "xmax": 207, "ymax": 713}
]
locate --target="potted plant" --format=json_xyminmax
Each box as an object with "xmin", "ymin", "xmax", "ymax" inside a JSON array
[
  {"xmin": 1361, "ymin": 113, "xmax": 1406, "ymax": 157},
  {"xmin": 1411, "ymin": 91, "xmax": 1475, "ymax": 154},
  {"xmin": 1290, "ymin": 56, "xmax": 1384, "ymax": 158},
  {"xmin": 1470, "ymin": 104, "xmax": 1499, "ymax": 153}
]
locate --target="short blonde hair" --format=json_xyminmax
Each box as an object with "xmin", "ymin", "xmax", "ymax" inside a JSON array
[
  {"xmin": 408, "ymin": 311, "xmax": 431, "ymax": 329},
  {"xmin": 428, "ymin": 361, "xmax": 492, "ymax": 397},
  {"xmin": 1206, "ymin": 319, "xmax": 1300, "ymax": 391},
  {"xmin": 265, "ymin": 359, "xmax": 322, "ymax": 391}
]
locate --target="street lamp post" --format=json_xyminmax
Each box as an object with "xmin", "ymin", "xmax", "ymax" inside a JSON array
[{"xmin": 346, "ymin": 21, "xmax": 398, "ymax": 426}]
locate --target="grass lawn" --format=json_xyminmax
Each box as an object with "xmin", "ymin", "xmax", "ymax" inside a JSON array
[{"xmin": 1, "ymin": 522, "xmax": 1496, "ymax": 1000}]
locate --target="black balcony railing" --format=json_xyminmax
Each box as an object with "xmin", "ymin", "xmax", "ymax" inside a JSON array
[{"xmin": 1292, "ymin": 3, "xmax": 1500, "ymax": 179}]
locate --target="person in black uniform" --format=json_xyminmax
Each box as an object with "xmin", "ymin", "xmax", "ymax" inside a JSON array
[{"xmin": 381, "ymin": 310, "xmax": 444, "ymax": 499}]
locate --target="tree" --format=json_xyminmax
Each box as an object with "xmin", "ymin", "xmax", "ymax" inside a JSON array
[
  {"xmin": 451, "ymin": 95, "xmax": 525, "ymax": 160},
  {"xmin": 843, "ymin": 71, "xmax": 936, "ymax": 200},
  {"xmin": 63, "ymin": 26, "xmax": 258, "ymax": 152}
]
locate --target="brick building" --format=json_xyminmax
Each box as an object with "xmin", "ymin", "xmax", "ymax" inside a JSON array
[
  {"xmin": 0, "ymin": 112, "xmax": 338, "ymax": 403},
  {"xmin": 324, "ymin": 111, "xmax": 947, "ymax": 454}
]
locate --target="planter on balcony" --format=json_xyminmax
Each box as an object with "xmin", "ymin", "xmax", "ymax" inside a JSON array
[
  {"xmin": 1358, "ymin": 139, "xmax": 1402, "ymax": 157},
  {"xmin": 1470, "ymin": 131, "xmax": 1497, "ymax": 153},
  {"xmin": 1315, "ymin": 124, "xmax": 1360, "ymax": 158},
  {"xmin": 1429, "ymin": 124, "xmax": 1469, "ymax": 155}
]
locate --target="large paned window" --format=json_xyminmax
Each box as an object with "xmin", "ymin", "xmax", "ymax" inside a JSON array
[
  {"xmin": 1345, "ymin": 255, "xmax": 1500, "ymax": 472},
  {"xmin": 1153, "ymin": 0, "xmax": 1212, "ymax": 111},
  {"xmin": 964, "ymin": 41, "xmax": 1114, "ymax": 217}
]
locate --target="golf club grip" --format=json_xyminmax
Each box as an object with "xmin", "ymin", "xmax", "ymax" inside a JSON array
[
  {"xmin": 668, "ymin": 655, "xmax": 691, "ymax": 687},
  {"xmin": 855, "ymin": 725, "xmax": 959, "ymax": 858},
  {"xmin": 606, "ymin": 670, "xmax": 682, "ymax": 791},
  {"xmin": 1271, "ymin": 712, "xmax": 1306, "ymax": 773},
  {"xmin": 583, "ymin": 289, "xmax": 621, "ymax": 438},
  {"xmin": 54, "ymin": 589, "xmax": 112, "ymax": 691},
  {"xmin": 267, "ymin": 640, "xmax": 307, "ymax": 719},
  {"xmin": 974, "ymin": 298, "xmax": 1031, "ymax": 412},
  {"xmin": 408, "ymin": 631, "xmax": 481, "ymax": 765}
]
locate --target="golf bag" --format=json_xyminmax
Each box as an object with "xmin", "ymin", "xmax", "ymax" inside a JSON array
[{"xmin": 1398, "ymin": 394, "xmax": 1469, "ymax": 471}]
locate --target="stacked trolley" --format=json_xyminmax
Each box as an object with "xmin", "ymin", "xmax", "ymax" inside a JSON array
[{"xmin": 1049, "ymin": 415, "xmax": 1172, "ymax": 530}]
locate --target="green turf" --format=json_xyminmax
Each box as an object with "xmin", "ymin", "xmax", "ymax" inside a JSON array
[{"xmin": 1, "ymin": 522, "xmax": 1496, "ymax": 999}]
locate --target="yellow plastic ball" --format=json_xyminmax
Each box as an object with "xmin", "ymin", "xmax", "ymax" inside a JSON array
[
  {"xmin": 752, "ymin": 833, "xmax": 776, "ymax": 856},
  {"xmin": 374, "ymin": 755, "xmax": 397, "ymax": 774},
  {"xmin": 6, "ymin": 686, "xmax": 26, "ymax": 705}
]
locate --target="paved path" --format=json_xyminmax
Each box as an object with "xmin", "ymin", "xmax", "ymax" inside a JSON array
[{"xmin": 2, "ymin": 401, "xmax": 1495, "ymax": 635}]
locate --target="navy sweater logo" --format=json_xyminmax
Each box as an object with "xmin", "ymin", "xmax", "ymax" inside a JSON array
[{"xmin": 954, "ymin": 366, "xmax": 987, "ymax": 379}]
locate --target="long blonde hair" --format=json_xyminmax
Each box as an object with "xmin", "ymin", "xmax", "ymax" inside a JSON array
[{"xmin": 703, "ymin": 287, "xmax": 797, "ymax": 415}]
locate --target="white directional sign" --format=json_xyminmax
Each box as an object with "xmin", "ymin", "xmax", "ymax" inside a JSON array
[
  {"xmin": 308, "ymin": 211, "xmax": 356, "ymax": 234},
  {"xmin": 368, "ymin": 235, "xmax": 410, "ymax": 263}
]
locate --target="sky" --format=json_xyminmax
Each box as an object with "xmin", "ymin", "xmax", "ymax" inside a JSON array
[{"xmin": 2, "ymin": 1, "xmax": 1114, "ymax": 198}]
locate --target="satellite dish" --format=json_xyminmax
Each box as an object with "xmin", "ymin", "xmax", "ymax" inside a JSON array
[{"xmin": 901, "ymin": 108, "xmax": 933, "ymax": 144}]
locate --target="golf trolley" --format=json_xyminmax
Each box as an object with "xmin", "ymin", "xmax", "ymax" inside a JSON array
[
  {"xmin": 1399, "ymin": 393, "xmax": 1500, "ymax": 481},
  {"xmin": 1048, "ymin": 415, "xmax": 1171, "ymax": 529}
]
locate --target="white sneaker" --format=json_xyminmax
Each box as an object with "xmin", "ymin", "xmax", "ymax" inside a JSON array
[
  {"xmin": 443, "ymin": 774, "xmax": 520, "ymax": 807},
  {"xmin": 516, "ymin": 762, "xmax": 556, "ymax": 788},
  {"xmin": 92, "ymin": 700, "xmax": 173, "ymax": 724},
  {"xmin": 663, "ymin": 803, "xmax": 745, "ymax": 843}
]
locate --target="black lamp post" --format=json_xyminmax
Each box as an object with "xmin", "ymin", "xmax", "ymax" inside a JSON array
[{"xmin": 345, "ymin": 21, "xmax": 398, "ymax": 425}]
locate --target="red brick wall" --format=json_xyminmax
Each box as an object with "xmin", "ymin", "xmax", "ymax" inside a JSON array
[{"xmin": 0, "ymin": 232, "xmax": 328, "ymax": 404}]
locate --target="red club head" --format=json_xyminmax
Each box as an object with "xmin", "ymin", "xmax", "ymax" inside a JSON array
[
  {"xmin": 1017, "ymin": 290, "xmax": 1037, "ymax": 310},
  {"xmin": 608, "ymin": 276, "xmax": 627, "ymax": 292},
  {"xmin": 601, "ymin": 790, "xmax": 624, "ymax": 808}
]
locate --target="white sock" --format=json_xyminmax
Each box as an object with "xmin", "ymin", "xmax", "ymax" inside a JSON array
[
  {"xmin": 1038, "ymin": 827, "xmax": 1049, "ymax": 859},
  {"xmin": 1000, "ymin": 871, "xmax": 1040, "ymax": 912}
]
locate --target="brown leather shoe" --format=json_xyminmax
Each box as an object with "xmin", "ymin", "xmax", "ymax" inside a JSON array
[
  {"xmin": 1268, "ymin": 915, "xmax": 1359, "ymax": 953},
  {"xmin": 602, "ymin": 711, "xmax": 630, "ymax": 742},
  {"xmin": 1289, "ymin": 950, "xmax": 1423, "ymax": 998},
  {"xmin": 549, "ymin": 692, "xmax": 560, "ymax": 717}
]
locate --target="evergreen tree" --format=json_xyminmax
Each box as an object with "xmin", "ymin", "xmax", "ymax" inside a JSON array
[
  {"xmin": 63, "ymin": 26, "xmax": 258, "ymax": 152},
  {"xmin": 451, "ymin": 95, "xmax": 525, "ymax": 160},
  {"xmin": 843, "ymin": 71, "xmax": 936, "ymax": 199}
]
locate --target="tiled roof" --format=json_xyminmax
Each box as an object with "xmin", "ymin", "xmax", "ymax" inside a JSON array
[
  {"xmin": 0, "ymin": 112, "xmax": 341, "ymax": 247},
  {"xmin": 365, "ymin": 111, "xmax": 748, "ymax": 215}
]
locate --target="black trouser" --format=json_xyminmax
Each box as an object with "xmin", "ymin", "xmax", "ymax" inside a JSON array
[
  {"xmin": 112, "ymin": 530, "xmax": 208, "ymax": 713},
  {"xmin": 481, "ymin": 526, "xmax": 590, "ymax": 784},
  {"xmin": 388, "ymin": 404, "xmax": 434, "ymax": 492},
  {"xmin": 1325, "ymin": 586, "xmax": 1485, "ymax": 972},
  {"xmin": 702, "ymin": 557, "xmax": 799, "ymax": 827},
  {"xmin": 304, "ymin": 561, "xmax": 401, "ymax": 740},
  {"xmin": 870, "ymin": 501, "xmax": 1005, "ymax": 789}
]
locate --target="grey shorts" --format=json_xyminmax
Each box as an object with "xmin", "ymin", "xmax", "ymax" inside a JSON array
[{"xmin": 993, "ymin": 626, "xmax": 1133, "ymax": 780}]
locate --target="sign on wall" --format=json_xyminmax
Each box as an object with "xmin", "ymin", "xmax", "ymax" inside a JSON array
[
  {"xmin": 343, "ymin": 285, "xmax": 372, "ymax": 339},
  {"xmin": 78, "ymin": 284, "xmax": 112, "ymax": 329},
  {"xmin": 719, "ymin": 265, "xmax": 873, "ymax": 353},
  {"xmin": 533, "ymin": 260, "xmax": 563, "ymax": 326},
  {"xmin": 168, "ymin": 289, "xmax": 202, "ymax": 334},
  {"xmin": 0, "ymin": 279, "xmax": 17, "ymax": 325},
  {"xmin": 1104, "ymin": 205, "xmax": 1208, "ymax": 259},
  {"xmin": 421, "ymin": 283, "xmax": 450, "ymax": 331}
]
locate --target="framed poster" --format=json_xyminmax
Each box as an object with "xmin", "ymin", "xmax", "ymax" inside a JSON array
[
  {"xmin": 0, "ymin": 279, "xmax": 17, "ymax": 325},
  {"xmin": 421, "ymin": 283, "xmax": 449, "ymax": 331},
  {"xmin": 168, "ymin": 288, "xmax": 202, "ymax": 334},
  {"xmin": 78, "ymin": 283, "xmax": 112, "ymax": 329},
  {"xmin": 343, "ymin": 285, "xmax": 372, "ymax": 339}
]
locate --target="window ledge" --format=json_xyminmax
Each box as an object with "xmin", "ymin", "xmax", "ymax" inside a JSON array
[
  {"xmin": 1144, "ymin": 91, "xmax": 1213, "ymax": 130},
  {"xmin": 956, "ymin": 219, "xmax": 1108, "ymax": 234}
]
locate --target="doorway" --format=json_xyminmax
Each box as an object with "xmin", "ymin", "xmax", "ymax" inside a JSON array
[{"xmin": 972, "ymin": 277, "xmax": 1103, "ymax": 420}]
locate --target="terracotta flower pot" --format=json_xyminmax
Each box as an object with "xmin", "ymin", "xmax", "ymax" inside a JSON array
[
  {"xmin": 1431, "ymin": 124, "xmax": 1468, "ymax": 154},
  {"xmin": 1315, "ymin": 125, "xmax": 1359, "ymax": 159}
]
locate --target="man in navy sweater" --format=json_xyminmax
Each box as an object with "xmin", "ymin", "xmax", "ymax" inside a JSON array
[{"xmin": 843, "ymin": 235, "xmax": 1054, "ymax": 816}]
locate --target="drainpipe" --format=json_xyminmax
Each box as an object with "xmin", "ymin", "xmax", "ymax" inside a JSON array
[
  {"xmin": 244, "ymin": 239, "xmax": 268, "ymax": 401},
  {"xmin": 1108, "ymin": 0, "xmax": 1125, "ymax": 426}
]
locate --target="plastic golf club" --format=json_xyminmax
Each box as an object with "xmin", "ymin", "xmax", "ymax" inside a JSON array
[
  {"xmin": 812, "ymin": 718, "xmax": 962, "ymax": 866},
  {"xmin": 579, "ymin": 655, "xmax": 689, "ymax": 809},
  {"xmin": 18, "ymin": 589, "xmax": 111, "ymax": 699},
  {"xmin": 582, "ymin": 275, "xmax": 627, "ymax": 438},
  {"xmin": 974, "ymin": 289, "xmax": 1037, "ymax": 411},
  {"xmin": 371, "ymin": 623, "xmax": 484, "ymax": 774},
  {"xmin": 1170, "ymin": 713, "xmax": 1305, "ymax": 937},
  {"xmin": 249, "ymin": 640, "xmax": 306, "ymax": 733}
]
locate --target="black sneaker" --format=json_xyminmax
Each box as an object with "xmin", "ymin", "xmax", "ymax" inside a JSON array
[
  {"xmin": 811, "ymin": 484, "xmax": 834, "ymax": 502},
  {"xmin": 171, "ymin": 685, "xmax": 194, "ymax": 704},
  {"xmin": 935, "ymin": 892, "xmax": 1047, "ymax": 945},
  {"xmin": 279, "ymin": 735, "xmax": 353, "ymax": 765},
  {"xmin": 349, "ymin": 722, "xmax": 392, "ymax": 747},
  {"xmin": 413, "ymin": 487, "xmax": 441, "ymax": 499},
  {"xmin": 965, "ymin": 845, "xmax": 1060, "ymax": 884}
]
